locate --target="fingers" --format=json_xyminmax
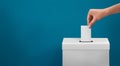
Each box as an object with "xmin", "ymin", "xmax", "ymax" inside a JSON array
[
  {"xmin": 87, "ymin": 14, "xmax": 93, "ymax": 28},
  {"xmin": 88, "ymin": 17, "xmax": 96, "ymax": 28},
  {"xmin": 87, "ymin": 10, "xmax": 93, "ymax": 25},
  {"xmin": 87, "ymin": 9, "xmax": 96, "ymax": 28},
  {"xmin": 89, "ymin": 15, "xmax": 93, "ymax": 24}
]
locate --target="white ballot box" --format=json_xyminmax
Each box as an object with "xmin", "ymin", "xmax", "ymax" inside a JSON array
[{"xmin": 62, "ymin": 38, "xmax": 110, "ymax": 66}]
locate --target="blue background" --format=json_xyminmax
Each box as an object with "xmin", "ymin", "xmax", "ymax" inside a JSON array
[{"xmin": 0, "ymin": 0, "xmax": 120, "ymax": 66}]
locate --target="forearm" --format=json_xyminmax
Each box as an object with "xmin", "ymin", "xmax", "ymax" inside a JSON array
[{"xmin": 105, "ymin": 3, "xmax": 120, "ymax": 15}]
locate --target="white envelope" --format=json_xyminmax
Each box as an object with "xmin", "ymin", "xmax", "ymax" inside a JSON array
[{"xmin": 81, "ymin": 25, "xmax": 92, "ymax": 42}]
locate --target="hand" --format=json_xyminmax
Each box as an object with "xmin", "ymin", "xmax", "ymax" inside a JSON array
[{"xmin": 87, "ymin": 9, "xmax": 108, "ymax": 28}]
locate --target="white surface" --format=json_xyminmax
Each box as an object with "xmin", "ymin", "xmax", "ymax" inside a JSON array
[
  {"xmin": 63, "ymin": 50, "xmax": 109, "ymax": 66},
  {"xmin": 81, "ymin": 26, "xmax": 91, "ymax": 41},
  {"xmin": 62, "ymin": 38, "xmax": 110, "ymax": 49},
  {"xmin": 62, "ymin": 38, "xmax": 110, "ymax": 66}
]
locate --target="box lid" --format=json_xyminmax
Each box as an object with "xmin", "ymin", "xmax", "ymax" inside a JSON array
[{"xmin": 62, "ymin": 38, "xmax": 110, "ymax": 50}]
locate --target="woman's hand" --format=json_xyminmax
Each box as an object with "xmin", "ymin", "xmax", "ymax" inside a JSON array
[
  {"xmin": 87, "ymin": 9, "xmax": 108, "ymax": 28},
  {"xmin": 87, "ymin": 3, "xmax": 120, "ymax": 28}
]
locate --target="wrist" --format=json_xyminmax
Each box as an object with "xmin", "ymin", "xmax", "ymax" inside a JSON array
[{"xmin": 104, "ymin": 8, "xmax": 111, "ymax": 16}]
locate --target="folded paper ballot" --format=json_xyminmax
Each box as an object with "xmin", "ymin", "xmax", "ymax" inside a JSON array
[{"xmin": 80, "ymin": 25, "xmax": 92, "ymax": 42}]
